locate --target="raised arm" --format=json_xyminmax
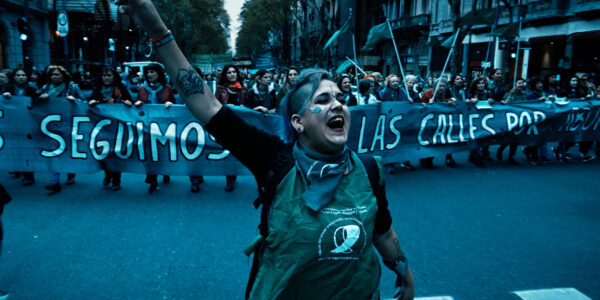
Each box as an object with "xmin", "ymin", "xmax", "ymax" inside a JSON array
[{"xmin": 118, "ymin": 0, "xmax": 221, "ymax": 124}]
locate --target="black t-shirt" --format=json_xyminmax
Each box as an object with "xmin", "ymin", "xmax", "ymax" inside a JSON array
[{"xmin": 205, "ymin": 105, "xmax": 392, "ymax": 234}]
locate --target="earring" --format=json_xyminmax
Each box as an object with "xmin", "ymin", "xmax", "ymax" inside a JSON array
[{"xmin": 296, "ymin": 127, "xmax": 303, "ymax": 133}]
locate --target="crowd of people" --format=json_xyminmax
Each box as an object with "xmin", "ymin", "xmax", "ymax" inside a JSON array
[{"xmin": 1, "ymin": 61, "xmax": 599, "ymax": 195}]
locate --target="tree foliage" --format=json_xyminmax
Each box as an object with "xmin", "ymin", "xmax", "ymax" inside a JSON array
[
  {"xmin": 155, "ymin": 0, "xmax": 230, "ymax": 56},
  {"xmin": 236, "ymin": 0, "xmax": 293, "ymax": 59}
]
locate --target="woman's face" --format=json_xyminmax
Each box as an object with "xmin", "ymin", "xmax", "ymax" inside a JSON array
[
  {"xmin": 570, "ymin": 77, "xmax": 578, "ymax": 87},
  {"xmin": 146, "ymin": 69, "xmax": 159, "ymax": 83},
  {"xmin": 453, "ymin": 75, "xmax": 464, "ymax": 87},
  {"xmin": 406, "ymin": 79, "xmax": 415, "ymax": 89},
  {"xmin": 476, "ymin": 80, "xmax": 486, "ymax": 91},
  {"xmin": 102, "ymin": 72, "xmax": 115, "ymax": 86},
  {"xmin": 535, "ymin": 81, "xmax": 544, "ymax": 91},
  {"xmin": 226, "ymin": 67, "xmax": 237, "ymax": 83},
  {"xmin": 14, "ymin": 70, "xmax": 28, "ymax": 85},
  {"xmin": 438, "ymin": 82, "xmax": 448, "ymax": 92},
  {"xmin": 515, "ymin": 79, "xmax": 526, "ymax": 90},
  {"xmin": 0, "ymin": 73, "xmax": 9, "ymax": 86},
  {"xmin": 296, "ymin": 80, "xmax": 350, "ymax": 154},
  {"xmin": 340, "ymin": 77, "xmax": 351, "ymax": 92},
  {"xmin": 288, "ymin": 70, "xmax": 299, "ymax": 85},
  {"xmin": 30, "ymin": 73, "xmax": 38, "ymax": 82},
  {"xmin": 389, "ymin": 76, "xmax": 400, "ymax": 89},
  {"xmin": 258, "ymin": 73, "xmax": 272, "ymax": 87},
  {"xmin": 50, "ymin": 70, "xmax": 64, "ymax": 85}
]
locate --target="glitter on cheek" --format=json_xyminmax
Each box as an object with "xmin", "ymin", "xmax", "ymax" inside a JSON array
[{"xmin": 309, "ymin": 106, "xmax": 322, "ymax": 114}]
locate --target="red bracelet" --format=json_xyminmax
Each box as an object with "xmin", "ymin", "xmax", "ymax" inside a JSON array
[{"xmin": 150, "ymin": 30, "xmax": 171, "ymax": 43}]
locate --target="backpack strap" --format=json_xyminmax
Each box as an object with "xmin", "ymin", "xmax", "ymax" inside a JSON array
[{"xmin": 357, "ymin": 154, "xmax": 383, "ymax": 200}]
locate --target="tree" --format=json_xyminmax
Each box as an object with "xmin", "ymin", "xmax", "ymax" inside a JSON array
[
  {"xmin": 236, "ymin": 0, "xmax": 294, "ymax": 62},
  {"xmin": 154, "ymin": 0, "xmax": 230, "ymax": 57}
]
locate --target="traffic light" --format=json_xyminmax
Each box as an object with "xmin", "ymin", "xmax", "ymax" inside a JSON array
[{"xmin": 17, "ymin": 17, "xmax": 30, "ymax": 41}]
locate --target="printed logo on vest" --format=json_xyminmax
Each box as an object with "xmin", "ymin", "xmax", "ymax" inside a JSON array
[{"xmin": 318, "ymin": 217, "xmax": 367, "ymax": 261}]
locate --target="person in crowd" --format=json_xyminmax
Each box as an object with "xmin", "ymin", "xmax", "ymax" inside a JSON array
[
  {"xmin": 0, "ymin": 70, "xmax": 11, "ymax": 94},
  {"xmin": 88, "ymin": 67, "xmax": 134, "ymax": 190},
  {"xmin": 246, "ymin": 69, "xmax": 277, "ymax": 113},
  {"xmin": 381, "ymin": 75, "xmax": 410, "ymax": 102},
  {"xmin": 372, "ymin": 72, "xmax": 385, "ymax": 100},
  {"xmin": 38, "ymin": 64, "xmax": 87, "ymax": 194},
  {"xmin": 336, "ymin": 74, "xmax": 357, "ymax": 106},
  {"xmin": 420, "ymin": 79, "xmax": 457, "ymax": 168},
  {"xmin": 449, "ymin": 74, "xmax": 466, "ymax": 102},
  {"xmin": 496, "ymin": 78, "xmax": 529, "ymax": 165},
  {"xmin": 579, "ymin": 73, "xmax": 596, "ymax": 99},
  {"xmin": 523, "ymin": 77, "xmax": 553, "ymax": 165},
  {"xmin": 465, "ymin": 76, "xmax": 494, "ymax": 167},
  {"xmin": 276, "ymin": 67, "xmax": 299, "ymax": 107},
  {"xmin": 552, "ymin": 76, "xmax": 588, "ymax": 163},
  {"xmin": 28, "ymin": 70, "xmax": 40, "ymax": 90},
  {"xmin": 357, "ymin": 79, "xmax": 379, "ymax": 105},
  {"xmin": 2, "ymin": 68, "xmax": 39, "ymax": 185},
  {"xmin": 135, "ymin": 63, "xmax": 176, "ymax": 194},
  {"xmin": 545, "ymin": 73, "xmax": 560, "ymax": 96},
  {"xmin": 488, "ymin": 69, "xmax": 508, "ymax": 102},
  {"xmin": 118, "ymin": 2, "xmax": 415, "ymax": 299},
  {"xmin": 403, "ymin": 74, "xmax": 421, "ymax": 103},
  {"xmin": 380, "ymin": 75, "xmax": 415, "ymax": 171},
  {"xmin": 215, "ymin": 64, "xmax": 248, "ymax": 192}
]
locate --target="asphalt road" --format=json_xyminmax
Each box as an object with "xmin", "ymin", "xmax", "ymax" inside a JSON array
[{"xmin": 0, "ymin": 148, "xmax": 598, "ymax": 299}]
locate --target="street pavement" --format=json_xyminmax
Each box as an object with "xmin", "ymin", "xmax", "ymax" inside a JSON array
[{"xmin": 0, "ymin": 147, "xmax": 598, "ymax": 299}]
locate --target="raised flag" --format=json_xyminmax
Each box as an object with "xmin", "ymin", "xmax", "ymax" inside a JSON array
[
  {"xmin": 335, "ymin": 59, "xmax": 353, "ymax": 74},
  {"xmin": 361, "ymin": 22, "xmax": 392, "ymax": 51},
  {"xmin": 323, "ymin": 16, "xmax": 351, "ymax": 50},
  {"xmin": 441, "ymin": 32, "xmax": 458, "ymax": 48}
]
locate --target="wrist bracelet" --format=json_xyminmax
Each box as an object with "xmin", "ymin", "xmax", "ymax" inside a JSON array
[
  {"xmin": 150, "ymin": 30, "xmax": 171, "ymax": 43},
  {"xmin": 152, "ymin": 33, "xmax": 174, "ymax": 49}
]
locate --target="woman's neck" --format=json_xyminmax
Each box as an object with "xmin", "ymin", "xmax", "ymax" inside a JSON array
[{"xmin": 258, "ymin": 84, "xmax": 268, "ymax": 91}]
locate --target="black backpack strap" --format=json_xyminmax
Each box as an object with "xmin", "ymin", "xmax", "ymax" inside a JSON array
[
  {"xmin": 358, "ymin": 155, "xmax": 383, "ymax": 199},
  {"xmin": 246, "ymin": 144, "xmax": 295, "ymax": 299}
]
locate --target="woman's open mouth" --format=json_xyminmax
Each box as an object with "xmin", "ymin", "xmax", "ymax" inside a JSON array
[{"xmin": 327, "ymin": 115, "xmax": 345, "ymax": 131}]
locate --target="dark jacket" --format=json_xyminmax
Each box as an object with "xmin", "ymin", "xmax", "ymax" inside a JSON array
[
  {"xmin": 39, "ymin": 81, "xmax": 87, "ymax": 101},
  {"xmin": 246, "ymin": 84, "xmax": 277, "ymax": 109},
  {"xmin": 90, "ymin": 83, "xmax": 132, "ymax": 103},
  {"xmin": 5, "ymin": 84, "xmax": 38, "ymax": 98},
  {"xmin": 216, "ymin": 84, "xmax": 248, "ymax": 106},
  {"xmin": 381, "ymin": 87, "xmax": 410, "ymax": 102}
]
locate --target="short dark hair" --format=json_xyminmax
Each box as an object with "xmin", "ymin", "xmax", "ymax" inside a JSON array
[{"xmin": 144, "ymin": 63, "xmax": 167, "ymax": 85}]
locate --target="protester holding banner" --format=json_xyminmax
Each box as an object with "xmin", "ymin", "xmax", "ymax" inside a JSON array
[
  {"xmin": 117, "ymin": 1, "xmax": 414, "ymax": 298},
  {"xmin": 496, "ymin": 78, "xmax": 529, "ymax": 165},
  {"xmin": 215, "ymin": 64, "xmax": 248, "ymax": 192},
  {"xmin": 381, "ymin": 75, "xmax": 410, "ymax": 102},
  {"xmin": 449, "ymin": 74, "xmax": 467, "ymax": 102},
  {"xmin": 135, "ymin": 63, "xmax": 175, "ymax": 194},
  {"xmin": 89, "ymin": 67, "xmax": 133, "ymax": 191},
  {"xmin": 336, "ymin": 74, "xmax": 357, "ymax": 106},
  {"xmin": 403, "ymin": 75, "xmax": 421, "ymax": 103},
  {"xmin": 488, "ymin": 69, "xmax": 508, "ymax": 103},
  {"xmin": 420, "ymin": 79, "xmax": 457, "ymax": 168},
  {"xmin": 38, "ymin": 64, "xmax": 86, "ymax": 194},
  {"xmin": 2, "ymin": 68, "xmax": 39, "ymax": 185},
  {"xmin": 246, "ymin": 69, "xmax": 277, "ymax": 113},
  {"xmin": 276, "ymin": 67, "xmax": 299, "ymax": 107}
]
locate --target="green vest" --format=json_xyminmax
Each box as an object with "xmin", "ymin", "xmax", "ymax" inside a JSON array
[{"xmin": 249, "ymin": 152, "xmax": 382, "ymax": 300}]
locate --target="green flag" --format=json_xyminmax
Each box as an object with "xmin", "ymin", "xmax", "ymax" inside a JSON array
[
  {"xmin": 361, "ymin": 22, "xmax": 392, "ymax": 51},
  {"xmin": 323, "ymin": 16, "xmax": 351, "ymax": 50},
  {"xmin": 459, "ymin": 8, "xmax": 495, "ymax": 26},
  {"xmin": 335, "ymin": 59, "xmax": 353, "ymax": 74},
  {"xmin": 491, "ymin": 23, "xmax": 520, "ymax": 37},
  {"xmin": 441, "ymin": 32, "xmax": 458, "ymax": 48}
]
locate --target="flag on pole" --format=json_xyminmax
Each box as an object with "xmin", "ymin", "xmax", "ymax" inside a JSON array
[
  {"xmin": 335, "ymin": 59, "xmax": 353, "ymax": 74},
  {"xmin": 361, "ymin": 22, "xmax": 392, "ymax": 51},
  {"xmin": 323, "ymin": 16, "xmax": 352, "ymax": 50},
  {"xmin": 441, "ymin": 32, "xmax": 458, "ymax": 48}
]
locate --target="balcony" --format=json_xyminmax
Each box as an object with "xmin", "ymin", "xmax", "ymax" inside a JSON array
[
  {"xmin": 390, "ymin": 14, "xmax": 431, "ymax": 30},
  {"xmin": 430, "ymin": 19, "xmax": 454, "ymax": 36},
  {"xmin": 573, "ymin": 0, "xmax": 600, "ymax": 13}
]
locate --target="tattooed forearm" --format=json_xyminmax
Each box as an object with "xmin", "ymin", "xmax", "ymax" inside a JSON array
[{"xmin": 175, "ymin": 67, "xmax": 205, "ymax": 97}]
